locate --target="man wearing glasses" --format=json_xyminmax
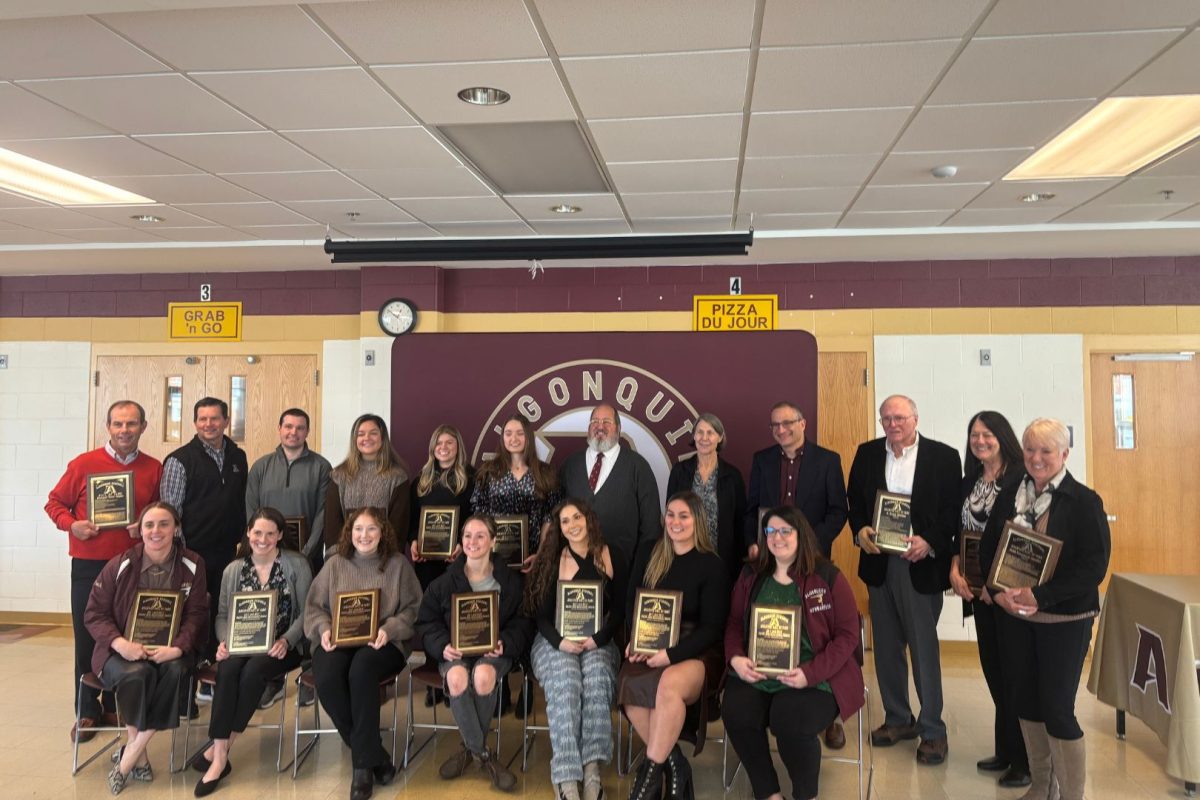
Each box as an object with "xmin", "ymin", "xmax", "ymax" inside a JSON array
[
  {"xmin": 847, "ymin": 394, "xmax": 961, "ymax": 766},
  {"xmin": 745, "ymin": 400, "xmax": 849, "ymax": 747}
]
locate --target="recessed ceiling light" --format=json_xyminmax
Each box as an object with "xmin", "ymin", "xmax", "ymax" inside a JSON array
[
  {"xmin": 1005, "ymin": 95, "xmax": 1200, "ymax": 180},
  {"xmin": 0, "ymin": 146, "xmax": 154, "ymax": 206},
  {"xmin": 129, "ymin": 214, "xmax": 164, "ymax": 223},
  {"xmin": 1020, "ymin": 193, "xmax": 1056, "ymax": 203},
  {"xmin": 458, "ymin": 86, "xmax": 511, "ymax": 106},
  {"xmin": 550, "ymin": 204, "xmax": 581, "ymax": 214},
  {"xmin": 930, "ymin": 165, "xmax": 958, "ymax": 179}
]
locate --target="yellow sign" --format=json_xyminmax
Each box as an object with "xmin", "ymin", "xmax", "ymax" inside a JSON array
[
  {"xmin": 692, "ymin": 294, "xmax": 777, "ymax": 332},
  {"xmin": 168, "ymin": 302, "xmax": 242, "ymax": 341}
]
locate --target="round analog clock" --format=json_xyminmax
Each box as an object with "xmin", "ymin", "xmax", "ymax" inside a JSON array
[{"xmin": 378, "ymin": 298, "xmax": 417, "ymax": 336}]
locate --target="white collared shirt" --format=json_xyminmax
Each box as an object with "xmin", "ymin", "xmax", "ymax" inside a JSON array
[
  {"xmin": 885, "ymin": 432, "xmax": 920, "ymax": 495},
  {"xmin": 105, "ymin": 441, "xmax": 140, "ymax": 466},
  {"xmin": 585, "ymin": 444, "xmax": 621, "ymax": 491}
]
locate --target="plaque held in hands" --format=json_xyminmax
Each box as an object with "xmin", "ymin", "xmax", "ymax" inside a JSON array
[
  {"xmin": 451, "ymin": 591, "xmax": 499, "ymax": 656},
  {"xmin": 126, "ymin": 590, "xmax": 183, "ymax": 650},
  {"xmin": 417, "ymin": 507, "xmax": 459, "ymax": 559},
  {"xmin": 871, "ymin": 490, "xmax": 913, "ymax": 554},
  {"xmin": 987, "ymin": 522, "xmax": 1062, "ymax": 592},
  {"xmin": 227, "ymin": 590, "xmax": 278, "ymax": 655},
  {"xmin": 748, "ymin": 603, "xmax": 800, "ymax": 675},
  {"xmin": 332, "ymin": 589, "xmax": 380, "ymax": 647},
  {"xmin": 556, "ymin": 580, "xmax": 603, "ymax": 641},
  {"xmin": 88, "ymin": 471, "xmax": 135, "ymax": 528},
  {"xmin": 492, "ymin": 515, "xmax": 528, "ymax": 568},
  {"xmin": 630, "ymin": 588, "xmax": 682, "ymax": 655}
]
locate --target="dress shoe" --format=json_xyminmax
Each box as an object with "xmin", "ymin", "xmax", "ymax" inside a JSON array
[
  {"xmin": 190, "ymin": 751, "xmax": 212, "ymax": 773},
  {"xmin": 977, "ymin": 755, "xmax": 1009, "ymax": 771},
  {"xmin": 71, "ymin": 718, "xmax": 98, "ymax": 744},
  {"xmin": 870, "ymin": 717, "xmax": 918, "ymax": 747},
  {"xmin": 999, "ymin": 766, "xmax": 1032, "ymax": 787},
  {"xmin": 193, "ymin": 761, "xmax": 231, "ymax": 797},
  {"xmin": 824, "ymin": 720, "xmax": 846, "ymax": 750},
  {"xmin": 350, "ymin": 767, "xmax": 374, "ymax": 800},
  {"xmin": 916, "ymin": 737, "xmax": 949, "ymax": 765},
  {"xmin": 373, "ymin": 762, "xmax": 397, "ymax": 786}
]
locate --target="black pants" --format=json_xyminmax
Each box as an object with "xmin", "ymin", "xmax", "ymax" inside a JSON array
[
  {"xmin": 193, "ymin": 548, "xmax": 231, "ymax": 662},
  {"xmin": 722, "ymin": 675, "xmax": 839, "ymax": 800},
  {"xmin": 101, "ymin": 653, "xmax": 194, "ymax": 731},
  {"xmin": 311, "ymin": 645, "xmax": 406, "ymax": 768},
  {"xmin": 974, "ymin": 600, "xmax": 1027, "ymax": 769},
  {"xmin": 999, "ymin": 613, "xmax": 1094, "ymax": 740},
  {"xmin": 72, "ymin": 557, "xmax": 113, "ymax": 719},
  {"xmin": 208, "ymin": 651, "xmax": 303, "ymax": 739}
]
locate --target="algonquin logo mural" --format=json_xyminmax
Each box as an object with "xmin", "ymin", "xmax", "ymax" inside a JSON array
[{"xmin": 391, "ymin": 331, "xmax": 819, "ymax": 499}]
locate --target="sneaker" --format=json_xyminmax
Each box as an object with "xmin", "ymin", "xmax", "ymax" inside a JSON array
[
  {"xmin": 298, "ymin": 684, "xmax": 316, "ymax": 707},
  {"xmin": 439, "ymin": 744, "xmax": 475, "ymax": 780},
  {"xmin": 258, "ymin": 679, "xmax": 285, "ymax": 710},
  {"xmin": 480, "ymin": 747, "xmax": 516, "ymax": 792},
  {"xmin": 195, "ymin": 683, "xmax": 214, "ymax": 705}
]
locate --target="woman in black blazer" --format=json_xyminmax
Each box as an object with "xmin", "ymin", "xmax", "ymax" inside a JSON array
[
  {"xmin": 948, "ymin": 411, "xmax": 1028, "ymax": 788},
  {"xmin": 979, "ymin": 418, "xmax": 1111, "ymax": 800},
  {"xmin": 665, "ymin": 413, "xmax": 747, "ymax": 584}
]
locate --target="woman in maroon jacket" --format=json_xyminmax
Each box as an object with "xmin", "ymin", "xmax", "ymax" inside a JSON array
[
  {"xmin": 723, "ymin": 506, "xmax": 863, "ymax": 800},
  {"xmin": 84, "ymin": 501, "xmax": 209, "ymax": 796}
]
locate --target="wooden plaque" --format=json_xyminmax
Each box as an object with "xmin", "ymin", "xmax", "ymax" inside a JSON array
[
  {"xmin": 987, "ymin": 522, "xmax": 1063, "ymax": 592},
  {"xmin": 88, "ymin": 470, "xmax": 135, "ymax": 528},
  {"xmin": 227, "ymin": 590, "xmax": 278, "ymax": 655},
  {"xmin": 492, "ymin": 515, "xmax": 528, "ymax": 568},
  {"xmin": 283, "ymin": 516, "xmax": 308, "ymax": 552},
  {"xmin": 556, "ymin": 580, "xmax": 603, "ymax": 641},
  {"xmin": 126, "ymin": 589, "xmax": 183, "ymax": 650},
  {"xmin": 872, "ymin": 490, "xmax": 913, "ymax": 554},
  {"xmin": 451, "ymin": 591, "xmax": 499, "ymax": 656},
  {"xmin": 748, "ymin": 603, "xmax": 800, "ymax": 675},
  {"xmin": 631, "ymin": 588, "xmax": 682, "ymax": 655},
  {"xmin": 332, "ymin": 588, "xmax": 380, "ymax": 647},
  {"xmin": 960, "ymin": 529, "xmax": 985, "ymax": 597},
  {"xmin": 417, "ymin": 506, "xmax": 459, "ymax": 559}
]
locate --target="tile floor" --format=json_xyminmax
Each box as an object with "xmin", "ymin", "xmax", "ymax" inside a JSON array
[{"xmin": 0, "ymin": 626, "xmax": 1188, "ymax": 800}]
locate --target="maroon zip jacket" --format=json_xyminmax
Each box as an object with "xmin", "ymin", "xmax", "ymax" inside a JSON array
[{"xmin": 725, "ymin": 562, "xmax": 864, "ymax": 722}]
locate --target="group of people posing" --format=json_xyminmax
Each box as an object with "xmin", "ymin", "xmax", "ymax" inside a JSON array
[{"xmin": 47, "ymin": 393, "xmax": 1109, "ymax": 800}]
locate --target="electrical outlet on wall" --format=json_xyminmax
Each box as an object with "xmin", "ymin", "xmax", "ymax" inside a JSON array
[{"xmin": 364, "ymin": 350, "xmax": 376, "ymax": 367}]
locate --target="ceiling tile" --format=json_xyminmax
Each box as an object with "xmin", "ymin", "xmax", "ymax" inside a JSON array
[
  {"xmin": 1053, "ymin": 203, "xmax": 1190, "ymax": 223},
  {"xmin": 504, "ymin": 193, "xmax": 623, "ymax": 220},
  {"xmin": 100, "ymin": 6, "xmax": 353, "ymax": 71},
  {"xmin": 223, "ymin": 171, "xmax": 376, "ymax": 202},
  {"xmin": 1117, "ymin": 30, "xmax": 1200, "ymax": 96},
  {"xmin": 742, "ymin": 154, "xmax": 878, "ymax": 189},
  {"xmin": 373, "ymin": 60, "xmax": 573, "ymax": 124},
  {"xmin": 1141, "ymin": 141, "xmax": 1200, "ymax": 178},
  {"xmin": 841, "ymin": 210, "xmax": 954, "ymax": 227},
  {"xmin": 632, "ymin": 216, "xmax": 733, "ymax": 233},
  {"xmin": 622, "ymin": 191, "xmax": 734, "ymax": 217},
  {"xmin": 929, "ymin": 31, "xmax": 1178, "ymax": 104},
  {"xmin": 0, "ymin": 228, "xmax": 76, "ymax": 244},
  {"xmin": 284, "ymin": 128, "xmax": 462, "ymax": 170},
  {"xmin": 347, "ymin": 167, "xmax": 493, "ymax": 198},
  {"xmin": 754, "ymin": 41, "xmax": 957, "ymax": 111},
  {"xmin": 752, "ymin": 213, "xmax": 842, "ymax": 230},
  {"xmin": 942, "ymin": 206, "xmax": 1064, "ymax": 225},
  {"xmin": 739, "ymin": 187, "xmax": 858, "ymax": 214},
  {"xmin": 852, "ymin": 182, "xmax": 989, "ymax": 212},
  {"xmin": 434, "ymin": 220, "xmax": 535, "ymax": 236},
  {"xmin": 0, "ymin": 206, "xmax": 126, "ymax": 229},
  {"xmin": 534, "ymin": 0, "xmax": 755, "ymax": 55},
  {"xmin": 1091, "ymin": 176, "xmax": 1200, "ymax": 205},
  {"xmin": 311, "ymin": 0, "xmax": 545, "ymax": 63},
  {"xmin": 978, "ymin": 0, "xmax": 1200, "ymax": 35},
  {"xmin": 397, "ymin": 196, "xmax": 521, "ymax": 223},
  {"xmin": 529, "ymin": 219, "xmax": 632, "ymax": 235},
  {"xmin": 762, "ymin": 0, "xmax": 990, "ymax": 45},
  {"xmin": 608, "ymin": 160, "xmax": 737, "ymax": 193},
  {"xmin": 136, "ymin": 132, "xmax": 327, "ymax": 173},
  {"xmin": 282, "ymin": 198, "xmax": 413, "ymax": 225},
  {"xmin": 148, "ymin": 226, "xmax": 257, "ymax": 242},
  {"xmin": 55, "ymin": 227, "xmax": 166, "ymax": 243},
  {"xmin": 0, "ymin": 190, "xmax": 49, "ymax": 209},
  {"xmin": 562, "ymin": 51, "xmax": 749, "ymax": 119},
  {"xmin": 967, "ymin": 178, "xmax": 1118, "ymax": 208},
  {"xmin": 747, "ymin": 108, "xmax": 912, "ymax": 156},
  {"xmin": 871, "ymin": 148, "xmax": 1031, "ymax": 185},
  {"xmin": 2, "ymin": 136, "xmax": 201, "ymax": 177},
  {"xmin": 93, "ymin": 174, "xmax": 261, "ymax": 204},
  {"xmin": 236, "ymin": 224, "xmax": 331, "ymax": 240},
  {"xmin": 896, "ymin": 99, "xmax": 1094, "ymax": 151},
  {"xmin": 21, "ymin": 75, "xmax": 260, "ymax": 135},
  {"xmin": 0, "ymin": 84, "xmax": 110, "ymax": 139},
  {"xmin": 590, "ymin": 115, "xmax": 742, "ymax": 162},
  {"xmin": 0, "ymin": 16, "xmax": 166, "ymax": 79},
  {"xmin": 195, "ymin": 68, "xmax": 415, "ymax": 130},
  {"xmin": 175, "ymin": 202, "xmax": 317, "ymax": 227},
  {"xmin": 333, "ymin": 221, "xmax": 439, "ymax": 238},
  {"xmin": 77, "ymin": 204, "xmax": 216, "ymax": 227},
  {"xmin": 1164, "ymin": 203, "xmax": 1200, "ymax": 221}
]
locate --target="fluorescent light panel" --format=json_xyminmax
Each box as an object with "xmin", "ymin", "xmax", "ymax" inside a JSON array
[
  {"xmin": 1005, "ymin": 95, "xmax": 1200, "ymax": 181},
  {"xmin": 0, "ymin": 146, "xmax": 154, "ymax": 205}
]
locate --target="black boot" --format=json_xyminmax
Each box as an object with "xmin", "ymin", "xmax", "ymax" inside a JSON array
[
  {"xmin": 628, "ymin": 758, "xmax": 664, "ymax": 800},
  {"xmin": 664, "ymin": 745, "xmax": 693, "ymax": 800},
  {"xmin": 350, "ymin": 767, "xmax": 373, "ymax": 800}
]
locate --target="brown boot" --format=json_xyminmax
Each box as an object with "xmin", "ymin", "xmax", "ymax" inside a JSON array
[
  {"xmin": 480, "ymin": 747, "xmax": 516, "ymax": 792},
  {"xmin": 1047, "ymin": 735, "xmax": 1086, "ymax": 800},
  {"xmin": 824, "ymin": 720, "xmax": 846, "ymax": 750},
  {"xmin": 1018, "ymin": 719, "xmax": 1060, "ymax": 800}
]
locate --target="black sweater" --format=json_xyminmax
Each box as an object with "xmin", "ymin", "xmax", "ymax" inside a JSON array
[
  {"xmin": 626, "ymin": 546, "xmax": 729, "ymax": 664},
  {"xmin": 533, "ymin": 546, "xmax": 626, "ymax": 650},
  {"xmin": 408, "ymin": 466, "xmax": 475, "ymax": 588}
]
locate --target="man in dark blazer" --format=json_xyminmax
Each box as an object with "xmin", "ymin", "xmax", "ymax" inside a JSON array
[
  {"xmin": 745, "ymin": 400, "xmax": 849, "ymax": 748},
  {"xmin": 847, "ymin": 394, "xmax": 961, "ymax": 766},
  {"xmin": 559, "ymin": 403, "xmax": 662, "ymax": 571}
]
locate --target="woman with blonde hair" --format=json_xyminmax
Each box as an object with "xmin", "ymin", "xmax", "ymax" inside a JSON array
[{"xmin": 409, "ymin": 424, "xmax": 474, "ymax": 589}]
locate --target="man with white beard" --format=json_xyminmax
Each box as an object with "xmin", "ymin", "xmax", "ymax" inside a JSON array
[{"xmin": 558, "ymin": 403, "xmax": 662, "ymax": 571}]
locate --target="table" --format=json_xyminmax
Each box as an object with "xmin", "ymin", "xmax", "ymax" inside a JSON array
[{"xmin": 1087, "ymin": 573, "xmax": 1200, "ymax": 796}]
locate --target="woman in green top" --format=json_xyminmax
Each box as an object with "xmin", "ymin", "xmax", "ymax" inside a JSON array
[{"xmin": 723, "ymin": 506, "xmax": 864, "ymax": 800}]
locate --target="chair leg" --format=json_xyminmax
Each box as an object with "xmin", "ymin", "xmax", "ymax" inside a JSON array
[
  {"xmin": 72, "ymin": 678, "xmax": 122, "ymax": 775},
  {"xmin": 274, "ymin": 674, "xmax": 287, "ymax": 773},
  {"xmin": 170, "ymin": 674, "xmax": 195, "ymax": 774},
  {"xmin": 292, "ymin": 683, "xmax": 321, "ymax": 778},
  {"xmin": 390, "ymin": 674, "xmax": 400, "ymax": 768}
]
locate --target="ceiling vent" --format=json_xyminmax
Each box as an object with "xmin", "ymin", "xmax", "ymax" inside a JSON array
[{"xmin": 437, "ymin": 121, "xmax": 611, "ymax": 195}]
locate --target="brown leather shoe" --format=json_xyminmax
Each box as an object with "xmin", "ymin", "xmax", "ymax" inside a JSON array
[
  {"xmin": 916, "ymin": 737, "xmax": 948, "ymax": 765},
  {"xmin": 71, "ymin": 717, "xmax": 97, "ymax": 744},
  {"xmin": 824, "ymin": 720, "xmax": 846, "ymax": 750},
  {"xmin": 870, "ymin": 718, "xmax": 918, "ymax": 747}
]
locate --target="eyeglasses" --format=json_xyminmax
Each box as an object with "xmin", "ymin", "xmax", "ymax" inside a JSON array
[
  {"xmin": 880, "ymin": 415, "xmax": 913, "ymax": 425},
  {"xmin": 763, "ymin": 526, "xmax": 796, "ymax": 538},
  {"xmin": 768, "ymin": 419, "xmax": 801, "ymax": 430}
]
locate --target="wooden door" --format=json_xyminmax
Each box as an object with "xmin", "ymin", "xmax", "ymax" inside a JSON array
[
  {"xmin": 93, "ymin": 355, "xmax": 205, "ymax": 463},
  {"xmin": 1088, "ymin": 353, "xmax": 1200, "ymax": 586},
  {"xmin": 817, "ymin": 351, "xmax": 871, "ymax": 615},
  {"xmin": 204, "ymin": 355, "xmax": 318, "ymax": 465}
]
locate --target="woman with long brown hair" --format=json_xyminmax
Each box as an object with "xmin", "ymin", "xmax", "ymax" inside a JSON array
[{"xmin": 323, "ymin": 414, "xmax": 410, "ymax": 553}]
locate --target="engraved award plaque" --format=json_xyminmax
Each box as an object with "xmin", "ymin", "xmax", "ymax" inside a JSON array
[
  {"xmin": 748, "ymin": 603, "xmax": 800, "ymax": 675},
  {"xmin": 88, "ymin": 471, "xmax": 135, "ymax": 528},
  {"xmin": 126, "ymin": 589, "xmax": 183, "ymax": 650},
  {"xmin": 283, "ymin": 516, "xmax": 308, "ymax": 552},
  {"xmin": 451, "ymin": 591, "xmax": 499, "ymax": 656},
  {"xmin": 872, "ymin": 490, "xmax": 913, "ymax": 554},
  {"xmin": 227, "ymin": 590, "xmax": 278, "ymax": 655},
  {"xmin": 492, "ymin": 515, "xmax": 528, "ymax": 568},
  {"xmin": 631, "ymin": 588, "xmax": 682, "ymax": 655},
  {"xmin": 987, "ymin": 522, "xmax": 1062, "ymax": 592},
  {"xmin": 960, "ymin": 529, "xmax": 985, "ymax": 596},
  {"xmin": 332, "ymin": 588, "xmax": 380, "ymax": 647},
  {"xmin": 417, "ymin": 506, "xmax": 458, "ymax": 559},
  {"xmin": 556, "ymin": 580, "xmax": 603, "ymax": 641}
]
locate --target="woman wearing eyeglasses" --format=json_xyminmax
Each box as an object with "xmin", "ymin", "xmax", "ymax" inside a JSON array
[{"xmin": 723, "ymin": 506, "xmax": 863, "ymax": 800}]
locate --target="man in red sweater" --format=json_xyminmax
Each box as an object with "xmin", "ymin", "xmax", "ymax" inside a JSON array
[{"xmin": 45, "ymin": 400, "xmax": 163, "ymax": 743}]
